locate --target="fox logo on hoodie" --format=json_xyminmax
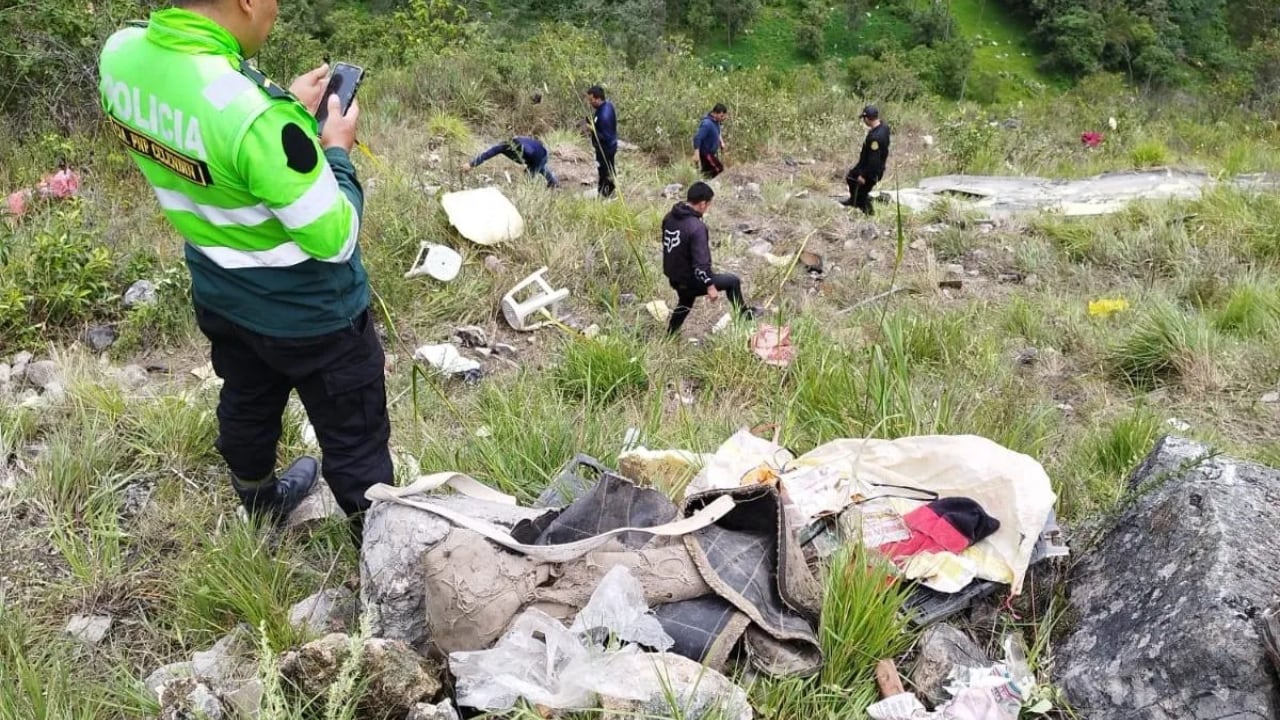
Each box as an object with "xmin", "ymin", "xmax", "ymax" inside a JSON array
[{"xmin": 663, "ymin": 229, "xmax": 681, "ymax": 253}]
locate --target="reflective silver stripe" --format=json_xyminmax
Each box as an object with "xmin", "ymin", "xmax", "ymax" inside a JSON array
[
  {"xmin": 154, "ymin": 188, "xmax": 272, "ymax": 227},
  {"xmin": 202, "ymin": 71, "xmax": 256, "ymax": 111},
  {"xmin": 187, "ymin": 241, "xmax": 312, "ymax": 269},
  {"xmin": 273, "ymin": 164, "xmax": 341, "ymax": 230},
  {"xmin": 321, "ymin": 197, "xmax": 361, "ymax": 264}
]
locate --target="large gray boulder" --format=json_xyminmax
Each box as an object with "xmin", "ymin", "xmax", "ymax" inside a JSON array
[{"xmin": 1058, "ymin": 436, "xmax": 1280, "ymax": 720}]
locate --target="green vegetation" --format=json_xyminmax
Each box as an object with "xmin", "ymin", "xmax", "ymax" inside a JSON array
[{"xmin": 3, "ymin": 0, "xmax": 1280, "ymax": 718}]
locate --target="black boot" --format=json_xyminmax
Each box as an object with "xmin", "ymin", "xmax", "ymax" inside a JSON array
[{"xmin": 233, "ymin": 456, "xmax": 320, "ymax": 523}]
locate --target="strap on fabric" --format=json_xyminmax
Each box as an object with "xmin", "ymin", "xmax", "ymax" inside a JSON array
[
  {"xmin": 853, "ymin": 482, "xmax": 940, "ymax": 505},
  {"xmin": 365, "ymin": 474, "xmax": 737, "ymax": 564}
]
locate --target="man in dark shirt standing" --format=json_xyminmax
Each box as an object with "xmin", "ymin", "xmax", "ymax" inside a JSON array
[
  {"xmin": 693, "ymin": 104, "xmax": 728, "ymax": 179},
  {"xmin": 463, "ymin": 136, "xmax": 559, "ymax": 188},
  {"xmin": 585, "ymin": 85, "xmax": 618, "ymax": 198},
  {"xmin": 842, "ymin": 105, "xmax": 891, "ymax": 216},
  {"xmin": 662, "ymin": 182, "xmax": 756, "ymax": 335}
]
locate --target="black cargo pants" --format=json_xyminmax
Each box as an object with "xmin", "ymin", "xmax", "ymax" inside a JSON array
[{"xmin": 195, "ymin": 305, "xmax": 393, "ymax": 519}]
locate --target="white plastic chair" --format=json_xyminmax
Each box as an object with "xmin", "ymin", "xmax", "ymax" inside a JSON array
[
  {"xmin": 405, "ymin": 242, "xmax": 462, "ymax": 281},
  {"xmin": 501, "ymin": 266, "xmax": 569, "ymax": 331}
]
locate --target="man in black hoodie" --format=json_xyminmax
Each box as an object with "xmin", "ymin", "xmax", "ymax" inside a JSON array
[{"xmin": 662, "ymin": 182, "xmax": 755, "ymax": 335}]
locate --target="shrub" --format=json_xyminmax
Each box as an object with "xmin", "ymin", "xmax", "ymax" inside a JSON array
[
  {"xmin": 0, "ymin": 206, "xmax": 114, "ymax": 351},
  {"xmin": 1213, "ymin": 276, "xmax": 1280, "ymax": 338},
  {"xmin": 1129, "ymin": 139, "xmax": 1171, "ymax": 167},
  {"xmin": 553, "ymin": 334, "xmax": 650, "ymax": 406},
  {"xmin": 1108, "ymin": 304, "xmax": 1222, "ymax": 391}
]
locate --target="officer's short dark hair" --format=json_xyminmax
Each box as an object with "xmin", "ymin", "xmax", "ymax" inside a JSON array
[
  {"xmin": 712, "ymin": 103, "xmax": 728, "ymax": 114},
  {"xmin": 587, "ymin": 85, "xmax": 606, "ymax": 100},
  {"xmin": 688, "ymin": 182, "xmax": 715, "ymax": 204}
]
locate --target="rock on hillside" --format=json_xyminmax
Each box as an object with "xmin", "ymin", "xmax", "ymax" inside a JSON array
[{"xmin": 1058, "ymin": 436, "xmax": 1280, "ymax": 720}]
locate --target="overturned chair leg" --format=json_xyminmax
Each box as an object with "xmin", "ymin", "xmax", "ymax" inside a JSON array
[{"xmin": 501, "ymin": 266, "xmax": 570, "ymax": 331}]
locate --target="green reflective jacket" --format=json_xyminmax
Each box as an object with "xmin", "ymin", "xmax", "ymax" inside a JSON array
[{"xmin": 99, "ymin": 8, "xmax": 369, "ymax": 338}]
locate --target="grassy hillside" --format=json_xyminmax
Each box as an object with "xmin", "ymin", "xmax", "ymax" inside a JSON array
[{"xmin": 3, "ymin": 17, "xmax": 1280, "ymax": 720}]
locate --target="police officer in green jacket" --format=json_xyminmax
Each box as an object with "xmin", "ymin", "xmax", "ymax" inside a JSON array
[{"xmin": 99, "ymin": 0, "xmax": 390, "ymax": 546}]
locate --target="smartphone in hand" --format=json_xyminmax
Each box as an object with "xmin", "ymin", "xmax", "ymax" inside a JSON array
[{"xmin": 315, "ymin": 62, "xmax": 364, "ymax": 134}]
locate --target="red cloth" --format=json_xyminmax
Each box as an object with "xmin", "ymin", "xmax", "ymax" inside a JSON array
[
  {"xmin": 1081, "ymin": 131, "xmax": 1105, "ymax": 148},
  {"xmin": 878, "ymin": 505, "xmax": 974, "ymax": 560}
]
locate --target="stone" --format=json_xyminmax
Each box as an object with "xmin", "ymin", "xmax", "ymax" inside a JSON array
[
  {"xmin": 1002, "ymin": 118, "xmax": 1022, "ymax": 130},
  {"xmin": 583, "ymin": 324, "xmax": 601, "ymax": 339},
  {"xmin": 453, "ymin": 325, "xmax": 488, "ymax": 349},
  {"xmin": 289, "ymin": 587, "xmax": 358, "ymax": 636},
  {"xmin": 192, "ymin": 627, "xmax": 255, "ymax": 684},
  {"xmin": 1024, "ymin": 273, "xmax": 1041, "ymax": 288},
  {"xmin": 619, "ymin": 293, "xmax": 638, "ymax": 305},
  {"xmin": 0, "ymin": 362, "xmax": 10, "ymax": 389},
  {"xmin": 119, "ymin": 364, "xmax": 150, "ymax": 389},
  {"xmin": 662, "ymin": 183, "xmax": 683, "ymax": 200},
  {"xmin": 84, "ymin": 324, "xmax": 117, "ymax": 352},
  {"xmin": 1016, "ymin": 348, "xmax": 1040, "ymax": 366},
  {"xmin": 599, "ymin": 653, "xmax": 752, "ymax": 720},
  {"xmin": 11, "ymin": 350, "xmax": 32, "ymax": 372},
  {"xmin": 910, "ymin": 624, "xmax": 991, "ymax": 707},
  {"xmin": 1058, "ymin": 436, "xmax": 1280, "ymax": 720},
  {"xmin": 122, "ymin": 483, "xmax": 154, "ymax": 517},
  {"xmin": 65, "ymin": 614, "xmax": 112, "ymax": 645},
  {"xmin": 482, "ymin": 255, "xmax": 504, "ymax": 274},
  {"xmin": 1262, "ymin": 392, "xmax": 1280, "ymax": 404},
  {"xmin": 910, "ymin": 238, "xmax": 928, "ymax": 251},
  {"xmin": 407, "ymin": 701, "xmax": 461, "ymax": 720},
  {"xmin": 285, "ymin": 482, "xmax": 344, "ymax": 530},
  {"xmin": 1165, "ymin": 418, "xmax": 1191, "ymax": 432},
  {"xmin": 124, "ymin": 279, "xmax": 158, "ymax": 307},
  {"xmin": 159, "ymin": 678, "xmax": 225, "ymax": 720},
  {"xmin": 743, "ymin": 182, "xmax": 762, "ymax": 200},
  {"xmin": 221, "ymin": 678, "xmax": 263, "ymax": 719},
  {"xmin": 493, "ymin": 343, "xmax": 518, "ymax": 359},
  {"xmin": 23, "ymin": 360, "xmax": 60, "ymax": 389},
  {"xmin": 279, "ymin": 634, "xmax": 444, "ymax": 717},
  {"xmin": 144, "ymin": 662, "xmax": 195, "ymax": 698},
  {"xmin": 42, "ymin": 381, "xmax": 66, "ymax": 403},
  {"xmin": 748, "ymin": 241, "xmax": 774, "ymax": 257},
  {"xmin": 943, "ymin": 263, "xmax": 965, "ymax": 278}
]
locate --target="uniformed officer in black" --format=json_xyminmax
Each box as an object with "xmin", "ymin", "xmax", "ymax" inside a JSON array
[{"xmin": 842, "ymin": 105, "xmax": 891, "ymax": 215}]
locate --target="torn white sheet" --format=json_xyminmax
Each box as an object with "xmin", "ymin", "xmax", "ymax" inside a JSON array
[{"xmin": 440, "ymin": 186, "xmax": 524, "ymax": 245}]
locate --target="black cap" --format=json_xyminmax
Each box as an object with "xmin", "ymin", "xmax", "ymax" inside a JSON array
[{"xmin": 859, "ymin": 105, "xmax": 880, "ymax": 119}]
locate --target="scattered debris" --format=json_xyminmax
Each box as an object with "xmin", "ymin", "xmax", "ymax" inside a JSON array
[
  {"xmin": 944, "ymin": 263, "xmax": 965, "ymax": 278},
  {"xmin": 483, "ymin": 255, "xmax": 504, "ymax": 274},
  {"xmin": 712, "ymin": 313, "xmax": 732, "ymax": 334},
  {"xmin": 289, "ymin": 587, "xmax": 359, "ymax": 636},
  {"xmin": 662, "ymin": 183, "xmax": 683, "ymax": 199},
  {"xmin": 453, "ymin": 326, "xmax": 488, "ymax": 349},
  {"xmin": 280, "ymin": 634, "xmax": 445, "ymax": 718},
  {"xmin": 910, "ymin": 238, "xmax": 928, "ymax": 251},
  {"xmin": 1165, "ymin": 417, "xmax": 1191, "ymax": 432},
  {"xmin": 122, "ymin": 482, "xmax": 154, "ymax": 518},
  {"xmin": 938, "ymin": 279, "xmax": 964, "ymax": 290},
  {"xmin": 492, "ymin": 342, "xmax": 518, "ymax": 359},
  {"xmin": 645, "ymin": 300, "xmax": 672, "ymax": 322},
  {"xmin": 501, "ymin": 267, "xmax": 569, "ymax": 332},
  {"xmin": 911, "ymin": 624, "xmax": 992, "ymax": 706},
  {"xmin": 441, "ymin": 187, "xmax": 524, "ymax": 245},
  {"xmin": 742, "ymin": 182, "xmax": 763, "ymax": 200},
  {"xmin": 405, "ymin": 242, "xmax": 463, "ymax": 281},
  {"xmin": 922, "ymin": 134, "xmax": 935, "ymax": 147},
  {"xmin": 1015, "ymin": 348, "xmax": 1040, "ymax": 367},
  {"xmin": 65, "ymin": 614, "xmax": 112, "ymax": 645},
  {"xmin": 407, "ymin": 701, "xmax": 461, "ymax": 720},
  {"xmin": 800, "ymin": 250, "xmax": 824, "ymax": 275},
  {"xmin": 285, "ymin": 482, "xmax": 344, "ymax": 530},
  {"xmin": 618, "ymin": 292, "xmax": 637, "ymax": 305},
  {"xmin": 749, "ymin": 324, "xmax": 795, "ymax": 367},
  {"xmin": 124, "ymin": 279, "xmax": 158, "ymax": 307},
  {"xmin": 414, "ymin": 344, "xmax": 483, "ymax": 381},
  {"xmin": 1087, "ymin": 297, "xmax": 1129, "ymax": 318},
  {"xmin": 84, "ymin": 324, "xmax": 117, "ymax": 352},
  {"xmin": 1081, "ymin": 131, "xmax": 1105, "ymax": 148},
  {"xmin": 1262, "ymin": 392, "xmax": 1279, "ymax": 404}
]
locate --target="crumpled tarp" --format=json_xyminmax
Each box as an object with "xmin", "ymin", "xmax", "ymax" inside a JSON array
[{"xmin": 440, "ymin": 186, "xmax": 524, "ymax": 245}]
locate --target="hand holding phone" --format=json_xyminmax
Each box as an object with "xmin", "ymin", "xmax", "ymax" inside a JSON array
[
  {"xmin": 320, "ymin": 96, "xmax": 360, "ymax": 153},
  {"xmin": 315, "ymin": 62, "xmax": 364, "ymax": 135}
]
